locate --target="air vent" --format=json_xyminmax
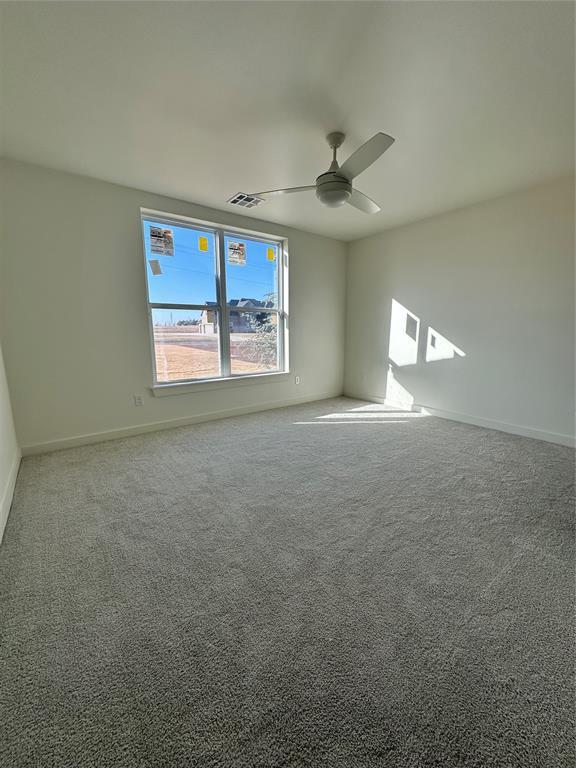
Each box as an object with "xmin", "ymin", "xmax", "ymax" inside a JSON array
[{"xmin": 227, "ymin": 193, "xmax": 263, "ymax": 209}]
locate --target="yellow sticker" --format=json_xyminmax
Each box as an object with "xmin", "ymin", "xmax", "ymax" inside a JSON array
[
  {"xmin": 199, "ymin": 236, "xmax": 209, "ymax": 252},
  {"xmin": 267, "ymin": 248, "xmax": 276, "ymax": 262}
]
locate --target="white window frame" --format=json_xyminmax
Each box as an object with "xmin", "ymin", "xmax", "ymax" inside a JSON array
[{"xmin": 141, "ymin": 208, "xmax": 289, "ymax": 390}]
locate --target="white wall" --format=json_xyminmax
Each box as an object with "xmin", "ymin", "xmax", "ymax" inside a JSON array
[
  {"xmin": 0, "ymin": 159, "xmax": 346, "ymax": 452},
  {"xmin": 345, "ymin": 176, "xmax": 575, "ymax": 445},
  {"xmin": 0, "ymin": 344, "xmax": 20, "ymax": 540},
  {"xmin": 0, "ymin": 158, "xmax": 21, "ymax": 537},
  {"xmin": 0, "ymin": 28, "xmax": 21, "ymax": 531}
]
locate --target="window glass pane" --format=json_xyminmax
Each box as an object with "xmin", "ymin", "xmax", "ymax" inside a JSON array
[
  {"xmin": 152, "ymin": 308, "xmax": 220, "ymax": 382},
  {"xmin": 224, "ymin": 235, "xmax": 278, "ymax": 308},
  {"xmin": 229, "ymin": 310, "xmax": 279, "ymax": 375},
  {"xmin": 144, "ymin": 220, "xmax": 217, "ymax": 305}
]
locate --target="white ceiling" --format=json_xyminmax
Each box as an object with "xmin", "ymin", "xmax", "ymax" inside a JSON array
[{"xmin": 1, "ymin": 1, "xmax": 574, "ymax": 241}]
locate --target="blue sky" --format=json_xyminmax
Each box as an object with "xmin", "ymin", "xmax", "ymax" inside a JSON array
[{"xmin": 143, "ymin": 220, "xmax": 278, "ymax": 323}]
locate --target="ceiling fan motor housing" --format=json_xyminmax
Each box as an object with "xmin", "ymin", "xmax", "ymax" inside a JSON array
[{"xmin": 315, "ymin": 171, "xmax": 352, "ymax": 207}]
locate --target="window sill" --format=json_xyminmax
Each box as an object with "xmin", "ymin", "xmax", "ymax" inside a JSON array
[{"xmin": 151, "ymin": 370, "xmax": 291, "ymax": 397}]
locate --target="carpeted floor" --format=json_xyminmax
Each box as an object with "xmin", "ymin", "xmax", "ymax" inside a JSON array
[{"xmin": 0, "ymin": 397, "xmax": 573, "ymax": 767}]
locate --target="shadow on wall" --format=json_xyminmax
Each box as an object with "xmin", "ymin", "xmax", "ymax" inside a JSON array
[{"xmin": 386, "ymin": 299, "xmax": 466, "ymax": 408}]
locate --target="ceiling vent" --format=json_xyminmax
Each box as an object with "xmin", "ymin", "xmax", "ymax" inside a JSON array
[{"xmin": 227, "ymin": 193, "xmax": 264, "ymax": 209}]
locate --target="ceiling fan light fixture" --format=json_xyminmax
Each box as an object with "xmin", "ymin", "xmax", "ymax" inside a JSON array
[
  {"xmin": 316, "ymin": 186, "xmax": 351, "ymax": 208},
  {"xmin": 315, "ymin": 173, "xmax": 352, "ymax": 208},
  {"xmin": 238, "ymin": 131, "xmax": 394, "ymax": 215}
]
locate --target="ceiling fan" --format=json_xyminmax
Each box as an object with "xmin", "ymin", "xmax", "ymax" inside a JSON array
[{"xmin": 229, "ymin": 131, "xmax": 395, "ymax": 214}]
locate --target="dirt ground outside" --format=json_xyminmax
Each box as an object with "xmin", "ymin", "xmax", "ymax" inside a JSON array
[{"xmin": 153, "ymin": 326, "xmax": 277, "ymax": 381}]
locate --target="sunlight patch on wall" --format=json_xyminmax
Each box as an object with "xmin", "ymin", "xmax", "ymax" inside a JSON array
[
  {"xmin": 388, "ymin": 299, "xmax": 419, "ymax": 366},
  {"xmin": 426, "ymin": 327, "xmax": 465, "ymax": 363}
]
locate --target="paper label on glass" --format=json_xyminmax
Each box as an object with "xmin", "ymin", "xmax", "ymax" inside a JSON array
[
  {"xmin": 149, "ymin": 259, "xmax": 162, "ymax": 276},
  {"xmin": 228, "ymin": 241, "xmax": 246, "ymax": 265},
  {"xmin": 150, "ymin": 227, "xmax": 174, "ymax": 257}
]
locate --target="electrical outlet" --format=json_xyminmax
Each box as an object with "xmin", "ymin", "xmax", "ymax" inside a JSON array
[
  {"xmin": 133, "ymin": 394, "xmax": 144, "ymax": 407},
  {"xmin": 295, "ymin": 376, "xmax": 300, "ymax": 385}
]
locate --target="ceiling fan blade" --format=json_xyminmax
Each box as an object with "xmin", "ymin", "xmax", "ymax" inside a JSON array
[
  {"xmin": 339, "ymin": 132, "xmax": 395, "ymax": 181},
  {"xmin": 347, "ymin": 189, "xmax": 381, "ymax": 214},
  {"xmin": 250, "ymin": 186, "xmax": 315, "ymax": 198}
]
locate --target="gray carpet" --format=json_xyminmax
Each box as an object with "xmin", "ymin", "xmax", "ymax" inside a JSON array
[{"xmin": 0, "ymin": 397, "xmax": 573, "ymax": 767}]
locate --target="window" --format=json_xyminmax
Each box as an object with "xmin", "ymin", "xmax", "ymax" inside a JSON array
[{"xmin": 142, "ymin": 211, "xmax": 288, "ymax": 384}]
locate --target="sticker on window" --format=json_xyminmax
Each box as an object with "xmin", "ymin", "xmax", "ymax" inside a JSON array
[
  {"xmin": 150, "ymin": 227, "xmax": 174, "ymax": 257},
  {"xmin": 198, "ymin": 236, "xmax": 209, "ymax": 252},
  {"xmin": 267, "ymin": 247, "xmax": 276, "ymax": 262},
  {"xmin": 149, "ymin": 259, "xmax": 162, "ymax": 276},
  {"xmin": 228, "ymin": 241, "xmax": 246, "ymax": 266}
]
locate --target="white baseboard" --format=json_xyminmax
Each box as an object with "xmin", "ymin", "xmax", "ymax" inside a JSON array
[
  {"xmin": 418, "ymin": 404, "xmax": 575, "ymax": 447},
  {"xmin": 383, "ymin": 398, "xmax": 419, "ymax": 411},
  {"xmin": 343, "ymin": 390, "xmax": 417, "ymax": 411},
  {"xmin": 0, "ymin": 452, "xmax": 22, "ymax": 543},
  {"xmin": 343, "ymin": 389, "xmax": 385, "ymax": 404},
  {"xmin": 343, "ymin": 389, "xmax": 574, "ymax": 447},
  {"xmin": 21, "ymin": 391, "xmax": 342, "ymax": 456}
]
